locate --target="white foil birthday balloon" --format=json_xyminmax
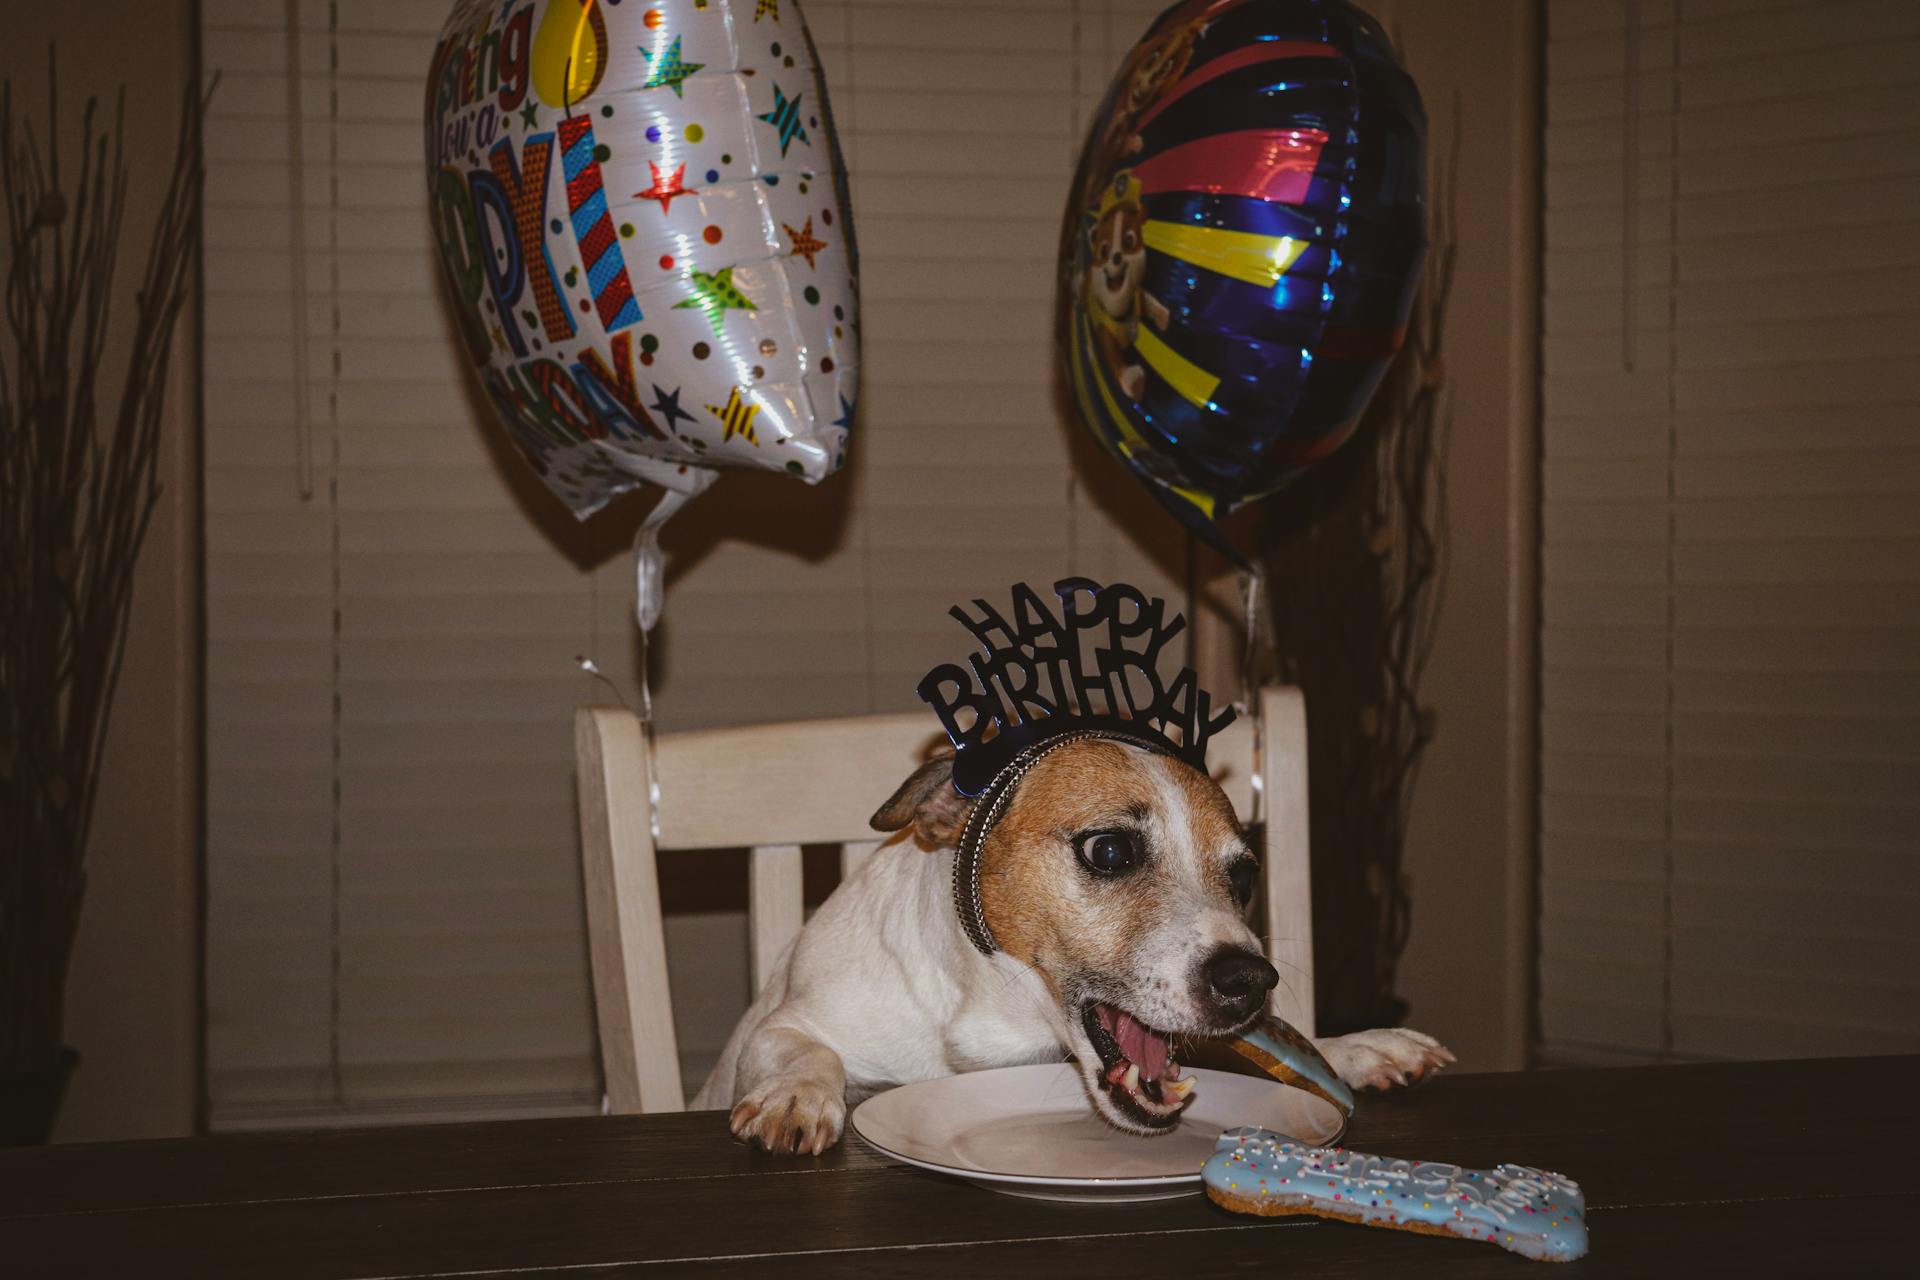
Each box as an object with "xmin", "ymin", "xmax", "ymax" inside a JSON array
[{"xmin": 426, "ymin": 0, "xmax": 859, "ymax": 518}]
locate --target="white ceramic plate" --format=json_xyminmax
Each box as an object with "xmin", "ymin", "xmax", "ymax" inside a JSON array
[{"xmin": 850, "ymin": 1063, "xmax": 1346, "ymax": 1202}]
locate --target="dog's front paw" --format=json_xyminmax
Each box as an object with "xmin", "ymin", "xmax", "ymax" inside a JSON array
[
  {"xmin": 730, "ymin": 1077, "xmax": 847, "ymax": 1156},
  {"xmin": 1315, "ymin": 1028, "xmax": 1455, "ymax": 1092}
]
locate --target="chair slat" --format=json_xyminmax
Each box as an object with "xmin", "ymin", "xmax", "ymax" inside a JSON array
[
  {"xmin": 1259, "ymin": 687, "xmax": 1316, "ymax": 1036},
  {"xmin": 575, "ymin": 708, "xmax": 685, "ymax": 1113},
  {"xmin": 652, "ymin": 713, "xmax": 937, "ymax": 848},
  {"xmin": 749, "ymin": 844, "xmax": 805, "ymax": 994},
  {"xmin": 839, "ymin": 839, "xmax": 881, "ymax": 882}
]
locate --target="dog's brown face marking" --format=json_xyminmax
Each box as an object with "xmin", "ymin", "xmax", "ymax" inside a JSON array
[{"xmin": 976, "ymin": 739, "xmax": 1246, "ymax": 1003}]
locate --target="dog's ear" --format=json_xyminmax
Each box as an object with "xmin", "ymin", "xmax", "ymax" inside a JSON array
[{"xmin": 870, "ymin": 753, "xmax": 971, "ymax": 849}]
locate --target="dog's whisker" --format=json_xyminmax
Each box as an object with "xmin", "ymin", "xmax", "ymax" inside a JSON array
[
  {"xmin": 992, "ymin": 957, "xmax": 1049, "ymax": 999},
  {"xmin": 1252, "ymin": 938, "xmax": 1312, "ymax": 979}
]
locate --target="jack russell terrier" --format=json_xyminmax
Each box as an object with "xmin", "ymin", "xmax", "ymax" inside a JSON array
[{"xmin": 693, "ymin": 736, "xmax": 1452, "ymax": 1154}]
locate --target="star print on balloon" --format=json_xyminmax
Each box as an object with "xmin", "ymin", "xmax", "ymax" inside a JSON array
[
  {"xmin": 426, "ymin": 0, "xmax": 859, "ymax": 530},
  {"xmin": 784, "ymin": 217, "xmax": 826, "ymax": 269},
  {"xmin": 757, "ymin": 84, "xmax": 809, "ymax": 157},
  {"xmin": 637, "ymin": 161, "xmax": 695, "ymax": 214},
  {"xmin": 650, "ymin": 383, "xmax": 696, "ymax": 432},
  {"xmin": 834, "ymin": 393, "xmax": 855, "ymax": 432},
  {"xmin": 674, "ymin": 267, "xmax": 757, "ymax": 335},
  {"xmin": 639, "ymin": 35, "xmax": 703, "ymax": 97},
  {"xmin": 709, "ymin": 385, "xmax": 760, "ymax": 444}
]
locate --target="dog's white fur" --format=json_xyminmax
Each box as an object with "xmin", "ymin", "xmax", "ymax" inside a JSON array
[{"xmin": 694, "ymin": 743, "xmax": 1450, "ymax": 1154}]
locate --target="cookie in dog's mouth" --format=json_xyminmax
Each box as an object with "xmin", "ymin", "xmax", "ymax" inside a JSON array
[{"xmin": 1081, "ymin": 1001, "xmax": 1196, "ymax": 1128}]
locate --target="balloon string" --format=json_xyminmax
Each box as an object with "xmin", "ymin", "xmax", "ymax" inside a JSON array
[
  {"xmin": 631, "ymin": 488, "xmax": 697, "ymax": 840},
  {"xmin": 632, "ymin": 487, "xmax": 696, "ymax": 632},
  {"xmin": 1241, "ymin": 562, "xmax": 1270, "ymax": 834}
]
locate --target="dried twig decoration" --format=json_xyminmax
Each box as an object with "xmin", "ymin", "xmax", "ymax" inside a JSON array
[
  {"xmin": 1258, "ymin": 131, "xmax": 1457, "ymax": 1036},
  {"xmin": 0, "ymin": 58, "xmax": 209, "ymax": 1091}
]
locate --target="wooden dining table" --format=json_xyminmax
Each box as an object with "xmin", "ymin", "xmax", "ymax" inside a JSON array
[{"xmin": 3, "ymin": 1055, "xmax": 1911, "ymax": 1277}]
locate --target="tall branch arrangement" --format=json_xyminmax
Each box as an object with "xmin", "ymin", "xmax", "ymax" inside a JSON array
[
  {"xmin": 1258, "ymin": 140, "xmax": 1456, "ymax": 1036},
  {"xmin": 0, "ymin": 63, "xmax": 207, "ymax": 1080}
]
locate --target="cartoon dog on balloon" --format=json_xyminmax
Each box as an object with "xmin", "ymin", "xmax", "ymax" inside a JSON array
[
  {"xmin": 1085, "ymin": 13, "xmax": 1206, "ymax": 196},
  {"xmin": 1084, "ymin": 173, "xmax": 1169, "ymax": 403},
  {"xmin": 1074, "ymin": 14, "xmax": 1208, "ymax": 404}
]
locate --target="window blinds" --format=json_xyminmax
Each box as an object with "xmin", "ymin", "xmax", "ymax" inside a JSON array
[
  {"xmin": 201, "ymin": 0, "xmax": 1181, "ymax": 1129},
  {"xmin": 1539, "ymin": 0, "xmax": 1920, "ymax": 1063}
]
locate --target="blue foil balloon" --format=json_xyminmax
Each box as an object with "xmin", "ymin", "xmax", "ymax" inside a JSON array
[{"xmin": 1062, "ymin": 0, "xmax": 1425, "ymax": 560}]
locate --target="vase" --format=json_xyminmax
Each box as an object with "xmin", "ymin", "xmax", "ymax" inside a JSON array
[{"xmin": 0, "ymin": 1047, "xmax": 79, "ymax": 1145}]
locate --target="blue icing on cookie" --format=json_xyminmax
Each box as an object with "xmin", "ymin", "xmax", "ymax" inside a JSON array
[
  {"xmin": 1202, "ymin": 1127, "xmax": 1589, "ymax": 1263},
  {"xmin": 1232, "ymin": 1020, "xmax": 1355, "ymax": 1116}
]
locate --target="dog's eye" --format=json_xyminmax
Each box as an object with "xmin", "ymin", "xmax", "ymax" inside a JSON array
[
  {"xmin": 1075, "ymin": 831, "xmax": 1140, "ymax": 876},
  {"xmin": 1228, "ymin": 857, "xmax": 1259, "ymax": 907}
]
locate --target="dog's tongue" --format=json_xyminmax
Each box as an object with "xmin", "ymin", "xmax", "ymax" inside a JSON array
[{"xmin": 1108, "ymin": 1006, "xmax": 1171, "ymax": 1081}]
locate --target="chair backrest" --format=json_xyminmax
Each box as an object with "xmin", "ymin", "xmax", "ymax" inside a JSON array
[{"xmin": 574, "ymin": 687, "xmax": 1314, "ymax": 1115}]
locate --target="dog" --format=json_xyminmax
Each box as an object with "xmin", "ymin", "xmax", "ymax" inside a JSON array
[
  {"xmin": 1085, "ymin": 177, "xmax": 1169, "ymax": 402},
  {"xmin": 693, "ymin": 737, "xmax": 1452, "ymax": 1154}
]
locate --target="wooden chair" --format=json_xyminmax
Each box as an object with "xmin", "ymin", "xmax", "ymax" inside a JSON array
[{"xmin": 573, "ymin": 689, "xmax": 1315, "ymax": 1115}]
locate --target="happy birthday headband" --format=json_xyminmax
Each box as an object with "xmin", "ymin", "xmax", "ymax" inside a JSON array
[{"xmin": 919, "ymin": 578, "xmax": 1236, "ymax": 955}]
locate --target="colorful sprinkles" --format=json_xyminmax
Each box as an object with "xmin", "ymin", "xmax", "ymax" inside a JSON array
[{"xmin": 1202, "ymin": 1128, "xmax": 1588, "ymax": 1263}]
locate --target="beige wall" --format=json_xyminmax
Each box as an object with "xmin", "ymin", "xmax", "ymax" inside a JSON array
[
  {"xmin": 2, "ymin": 0, "xmax": 203, "ymax": 1141},
  {"xmin": 1352, "ymin": 0, "xmax": 1539, "ymax": 1071}
]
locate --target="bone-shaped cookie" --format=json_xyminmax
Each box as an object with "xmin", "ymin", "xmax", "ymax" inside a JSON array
[{"xmin": 1203, "ymin": 1126, "xmax": 1589, "ymax": 1262}]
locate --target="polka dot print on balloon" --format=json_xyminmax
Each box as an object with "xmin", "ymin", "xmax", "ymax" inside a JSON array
[
  {"xmin": 703, "ymin": 225, "xmax": 723, "ymax": 244},
  {"xmin": 644, "ymin": 7, "xmax": 663, "ymax": 28},
  {"xmin": 646, "ymin": 125, "xmax": 663, "ymax": 143},
  {"xmin": 659, "ymin": 254, "xmax": 674, "ymax": 270},
  {"xmin": 706, "ymin": 169, "xmax": 720, "ymax": 183},
  {"xmin": 686, "ymin": 123, "xmax": 705, "ymax": 143},
  {"xmin": 550, "ymin": 218, "xmax": 564, "ymax": 234},
  {"xmin": 821, "ymin": 208, "xmax": 832, "ymax": 225},
  {"xmin": 803, "ymin": 285, "xmax": 820, "ymax": 304},
  {"xmin": 693, "ymin": 342, "xmax": 711, "ymax": 359},
  {"xmin": 601, "ymin": 104, "xmax": 614, "ymax": 118},
  {"xmin": 760, "ymin": 338, "xmax": 777, "ymax": 355},
  {"xmin": 821, "ymin": 356, "xmax": 835, "ymax": 373},
  {"xmin": 593, "ymin": 144, "xmax": 611, "ymax": 162},
  {"xmin": 620, "ymin": 223, "xmax": 635, "ymax": 238},
  {"xmin": 641, "ymin": 334, "xmax": 659, "ymax": 353}
]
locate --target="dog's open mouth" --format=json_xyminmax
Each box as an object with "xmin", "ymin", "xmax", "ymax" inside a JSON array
[{"xmin": 1081, "ymin": 1001, "xmax": 1196, "ymax": 1128}]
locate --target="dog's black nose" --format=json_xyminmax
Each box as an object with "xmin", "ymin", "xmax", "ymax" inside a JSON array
[{"xmin": 1202, "ymin": 946, "xmax": 1280, "ymax": 1018}]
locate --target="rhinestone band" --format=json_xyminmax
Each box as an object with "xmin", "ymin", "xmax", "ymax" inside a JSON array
[{"xmin": 951, "ymin": 729, "xmax": 1171, "ymax": 957}]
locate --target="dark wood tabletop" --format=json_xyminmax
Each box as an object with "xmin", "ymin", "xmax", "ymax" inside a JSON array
[{"xmin": 3, "ymin": 1056, "xmax": 1913, "ymax": 1277}]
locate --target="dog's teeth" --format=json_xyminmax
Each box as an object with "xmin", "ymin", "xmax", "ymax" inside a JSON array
[
  {"xmin": 1123, "ymin": 1063, "xmax": 1141, "ymax": 1093},
  {"xmin": 1168, "ymin": 1074, "xmax": 1196, "ymax": 1098}
]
